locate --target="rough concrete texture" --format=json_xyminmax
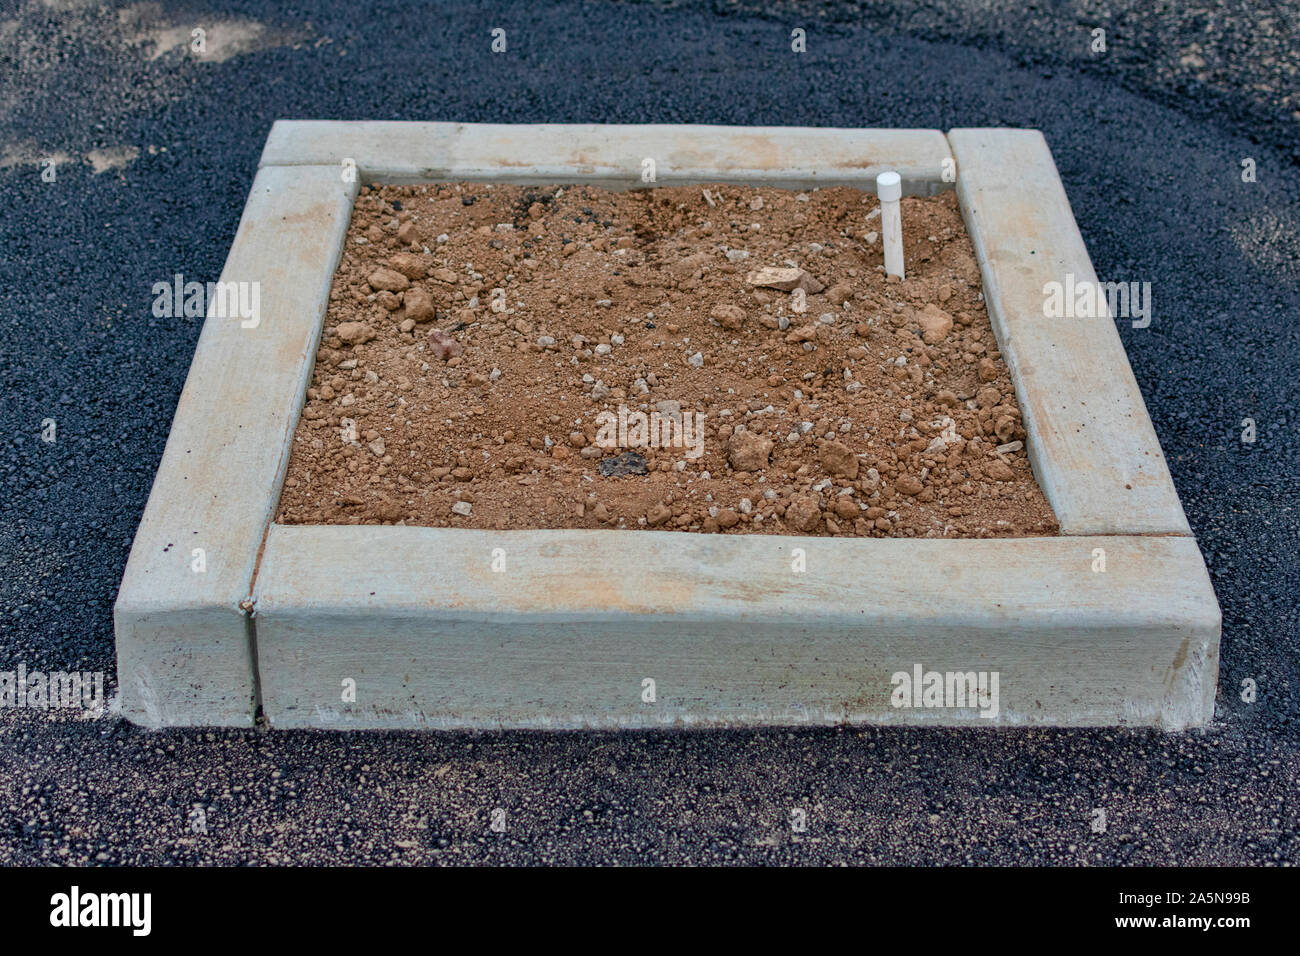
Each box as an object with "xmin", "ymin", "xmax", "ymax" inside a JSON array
[
  {"xmin": 259, "ymin": 120, "xmax": 953, "ymax": 191},
  {"xmin": 114, "ymin": 165, "xmax": 355, "ymax": 727},
  {"xmin": 0, "ymin": 0, "xmax": 1295, "ymax": 864},
  {"xmin": 254, "ymin": 529, "xmax": 1217, "ymax": 730},
  {"xmin": 949, "ymin": 128, "xmax": 1190, "ymax": 535}
]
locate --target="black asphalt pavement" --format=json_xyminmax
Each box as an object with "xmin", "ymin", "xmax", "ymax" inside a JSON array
[{"xmin": 0, "ymin": 0, "xmax": 1296, "ymax": 865}]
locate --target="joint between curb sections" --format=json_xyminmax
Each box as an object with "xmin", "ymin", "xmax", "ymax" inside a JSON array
[{"xmin": 238, "ymin": 597, "xmax": 266, "ymax": 729}]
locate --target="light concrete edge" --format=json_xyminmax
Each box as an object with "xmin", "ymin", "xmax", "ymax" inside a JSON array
[
  {"xmin": 113, "ymin": 165, "xmax": 358, "ymax": 728},
  {"xmin": 946, "ymin": 128, "xmax": 1191, "ymax": 537},
  {"xmin": 258, "ymin": 121, "xmax": 953, "ymax": 193},
  {"xmin": 253, "ymin": 528, "xmax": 1221, "ymax": 730}
]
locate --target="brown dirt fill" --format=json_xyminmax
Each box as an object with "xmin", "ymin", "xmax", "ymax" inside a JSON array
[{"xmin": 276, "ymin": 181, "xmax": 1059, "ymax": 538}]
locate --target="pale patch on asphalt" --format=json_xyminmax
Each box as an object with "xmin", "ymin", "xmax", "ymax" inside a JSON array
[
  {"xmin": 2, "ymin": 2, "xmax": 308, "ymax": 142},
  {"xmin": 85, "ymin": 145, "xmax": 139, "ymax": 174},
  {"xmin": 0, "ymin": 140, "xmax": 73, "ymax": 169},
  {"xmin": 125, "ymin": 14, "xmax": 271, "ymax": 64},
  {"xmin": 0, "ymin": 139, "xmax": 138, "ymax": 174},
  {"xmin": 1231, "ymin": 212, "xmax": 1300, "ymax": 282},
  {"xmin": 115, "ymin": 3, "xmax": 283, "ymax": 64}
]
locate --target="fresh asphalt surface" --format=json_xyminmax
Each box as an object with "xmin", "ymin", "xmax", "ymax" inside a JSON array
[{"xmin": 1, "ymin": 1, "xmax": 1296, "ymax": 865}]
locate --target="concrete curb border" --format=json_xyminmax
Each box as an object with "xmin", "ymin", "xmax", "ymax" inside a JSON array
[
  {"xmin": 255, "ymin": 528, "xmax": 1218, "ymax": 729},
  {"xmin": 114, "ymin": 165, "xmax": 357, "ymax": 726},
  {"xmin": 259, "ymin": 121, "xmax": 954, "ymax": 194},
  {"xmin": 115, "ymin": 122, "xmax": 1221, "ymax": 729},
  {"xmin": 949, "ymin": 129, "xmax": 1189, "ymax": 535}
]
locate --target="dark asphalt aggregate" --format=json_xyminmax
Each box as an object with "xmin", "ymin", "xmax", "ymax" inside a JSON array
[{"xmin": 0, "ymin": 0, "xmax": 1296, "ymax": 865}]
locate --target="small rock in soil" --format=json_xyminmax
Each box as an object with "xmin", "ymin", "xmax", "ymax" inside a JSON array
[
  {"xmin": 819, "ymin": 440, "xmax": 860, "ymax": 479},
  {"xmin": 916, "ymin": 303, "xmax": 954, "ymax": 344},
  {"xmin": 710, "ymin": 303, "xmax": 746, "ymax": 330},
  {"xmin": 728, "ymin": 430, "xmax": 774, "ymax": 472},
  {"xmin": 427, "ymin": 328, "xmax": 463, "ymax": 360},
  {"xmin": 335, "ymin": 321, "xmax": 375, "ymax": 345},
  {"xmin": 896, "ymin": 475, "xmax": 924, "ymax": 496},
  {"xmin": 368, "ymin": 268, "xmax": 409, "ymax": 292},
  {"xmin": 785, "ymin": 494, "xmax": 823, "ymax": 532},
  {"xmin": 745, "ymin": 265, "xmax": 825, "ymax": 294},
  {"xmin": 598, "ymin": 451, "xmax": 648, "ymax": 476},
  {"xmin": 404, "ymin": 288, "xmax": 435, "ymax": 323},
  {"xmin": 388, "ymin": 252, "xmax": 426, "ymax": 279}
]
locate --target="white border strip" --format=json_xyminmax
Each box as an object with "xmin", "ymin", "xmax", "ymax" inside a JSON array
[
  {"xmin": 254, "ymin": 527, "xmax": 1219, "ymax": 730},
  {"xmin": 259, "ymin": 121, "xmax": 953, "ymax": 193},
  {"xmin": 114, "ymin": 165, "xmax": 357, "ymax": 727},
  {"xmin": 949, "ymin": 129, "xmax": 1190, "ymax": 535}
]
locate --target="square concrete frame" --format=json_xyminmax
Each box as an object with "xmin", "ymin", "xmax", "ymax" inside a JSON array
[{"xmin": 114, "ymin": 122, "xmax": 1220, "ymax": 730}]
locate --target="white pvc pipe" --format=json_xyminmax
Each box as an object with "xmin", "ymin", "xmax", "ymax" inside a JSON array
[{"xmin": 877, "ymin": 170, "xmax": 904, "ymax": 280}]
